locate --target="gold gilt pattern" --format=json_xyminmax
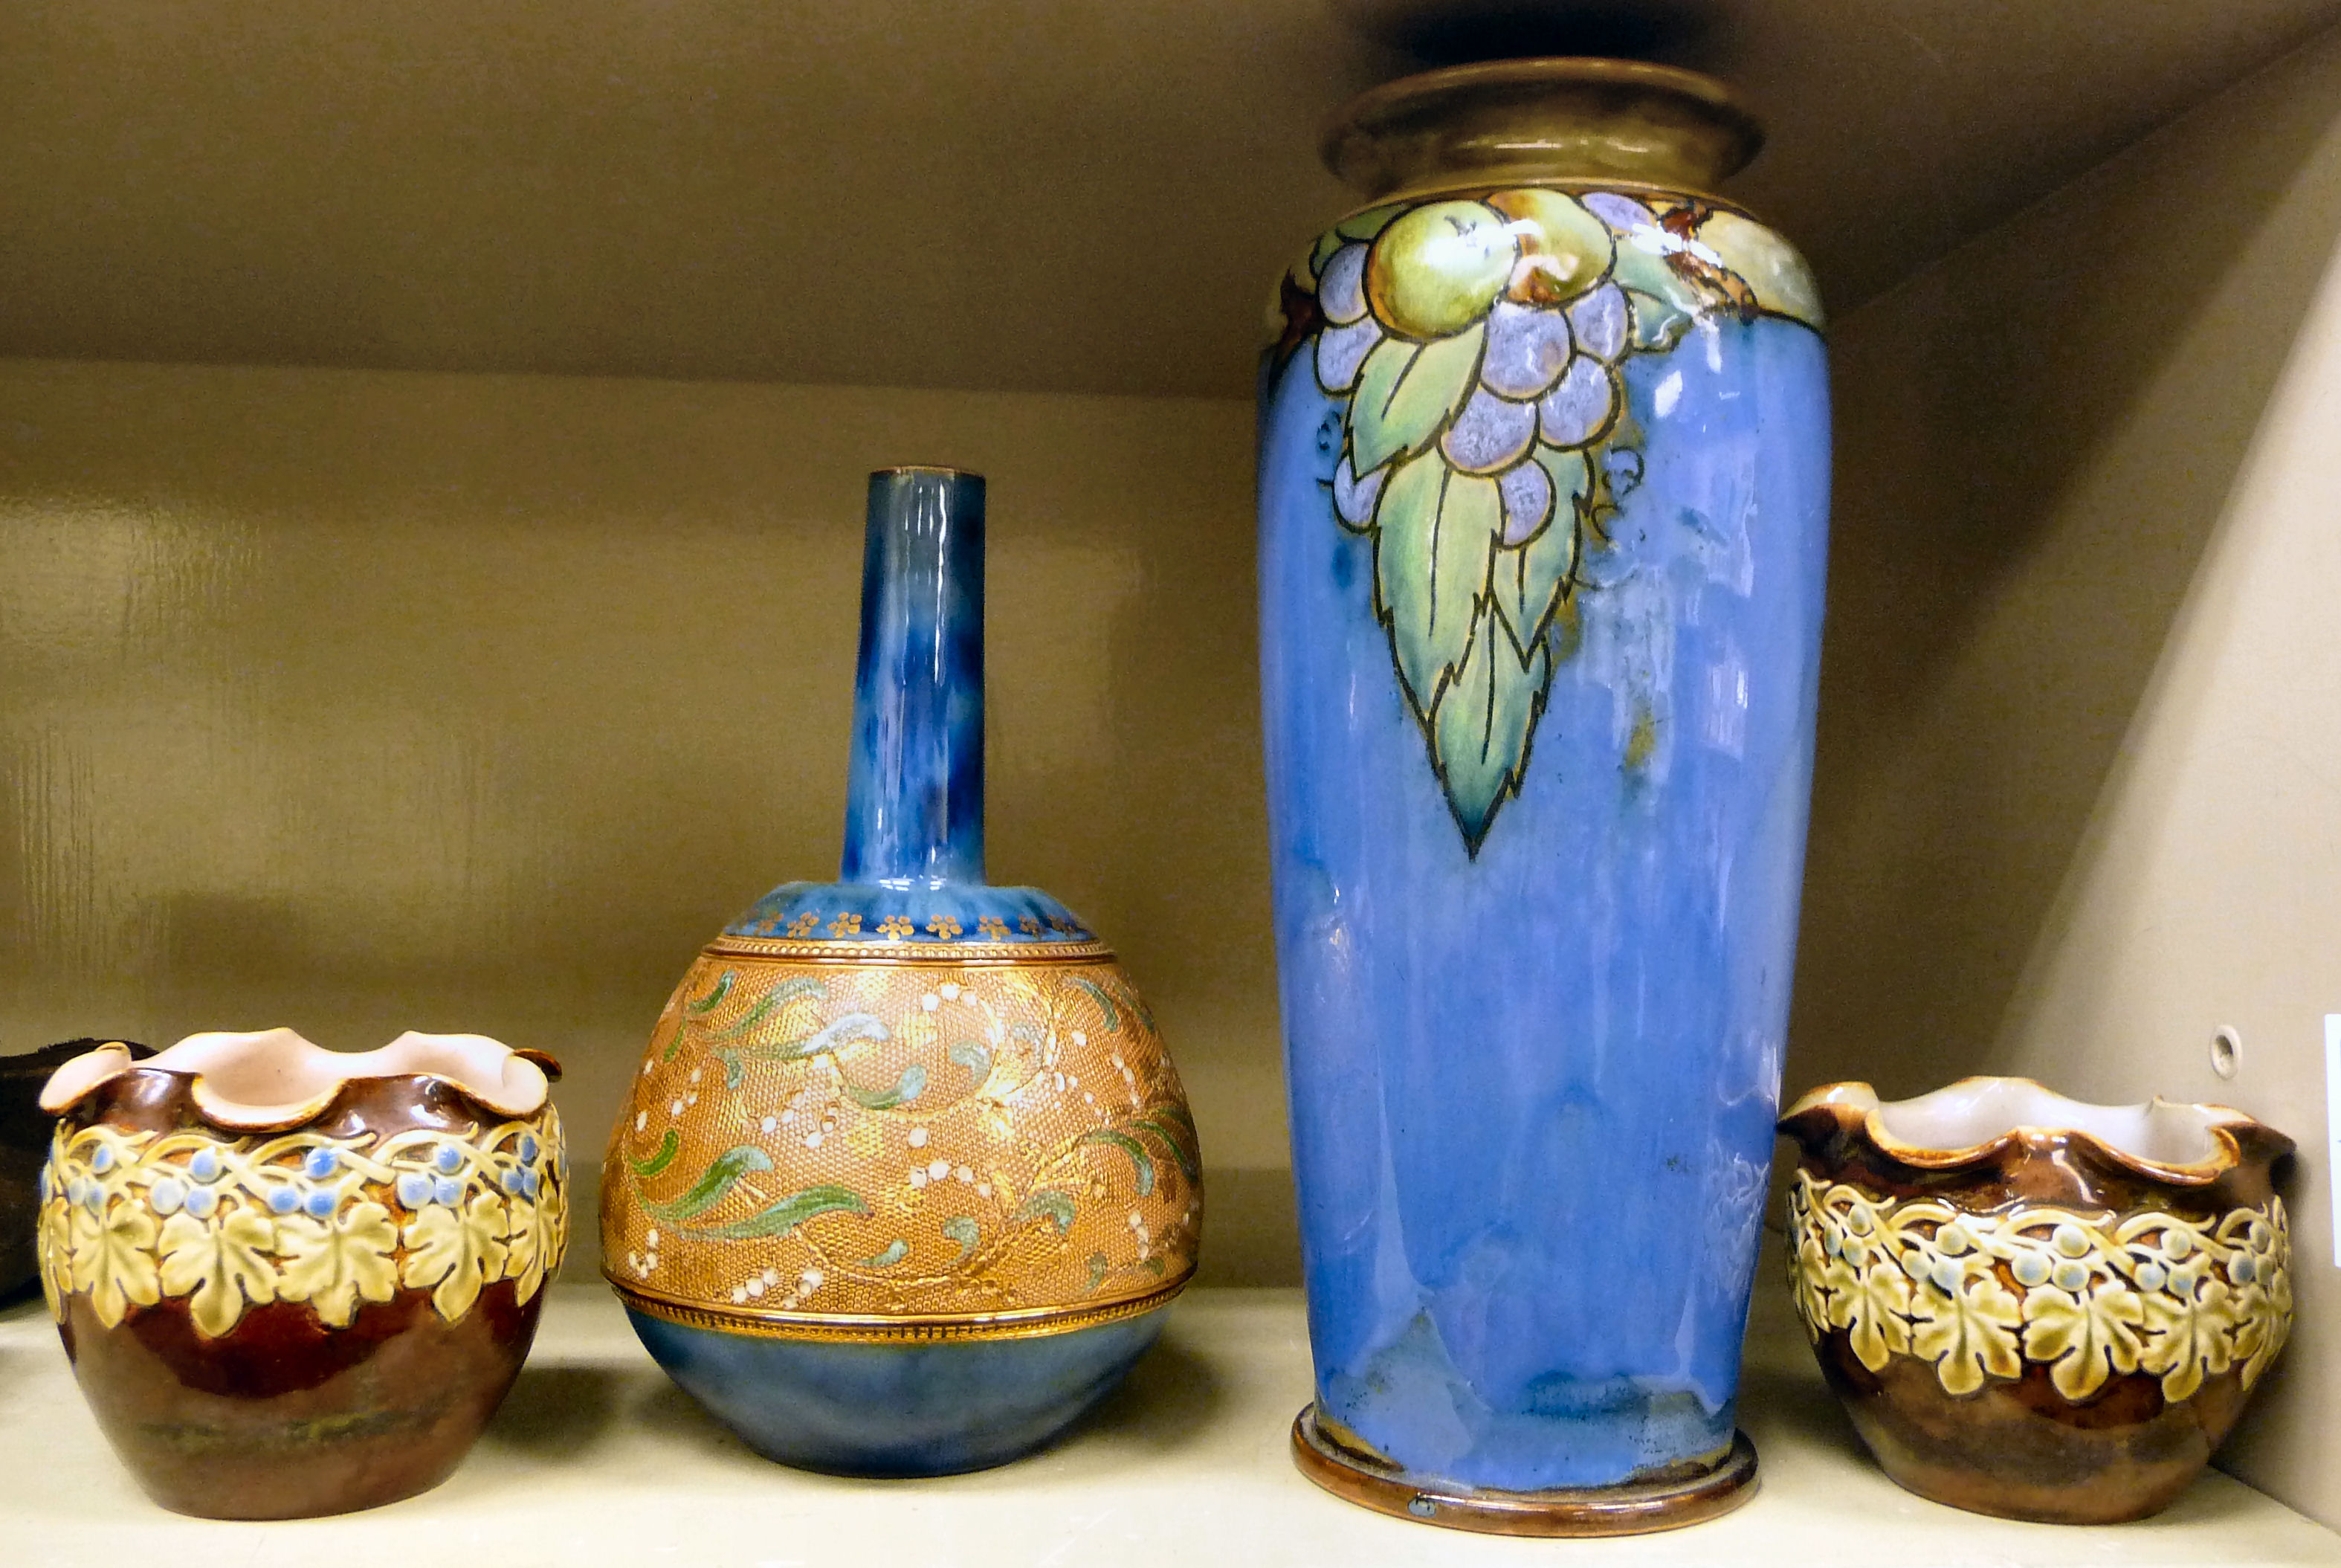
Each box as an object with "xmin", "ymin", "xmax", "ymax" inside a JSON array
[
  {"xmin": 602, "ymin": 948, "xmax": 1201, "ymax": 1340},
  {"xmin": 1786, "ymin": 1170, "xmax": 2292, "ymax": 1403}
]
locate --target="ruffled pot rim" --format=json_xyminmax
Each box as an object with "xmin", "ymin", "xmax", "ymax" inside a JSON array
[
  {"xmin": 39, "ymin": 1028, "xmax": 557, "ymax": 1129},
  {"xmin": 1780, "ymin": 1076, "xmax": 2288, "ymax": 1184}
]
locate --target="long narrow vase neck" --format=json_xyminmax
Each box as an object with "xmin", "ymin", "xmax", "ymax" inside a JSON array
[{"xmin": 839, "ymin": 468, "xmax": 986, "ymax": 887}]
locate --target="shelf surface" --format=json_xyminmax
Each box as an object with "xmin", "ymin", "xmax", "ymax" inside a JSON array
[
  {"xmin": 1, "ymin": 2, "xmax": 2337, "ymax": 397},
  {"xmin": 2, "ymin": 1280, "xmax": 2335, "ymax": 1564}
]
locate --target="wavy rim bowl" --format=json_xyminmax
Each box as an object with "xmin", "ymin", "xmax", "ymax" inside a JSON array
[
  {"xmin": 1780, "ymin": 1075, "xmax": 2290, "ymax": 1183},
  {"xmin": 39, "ymin": 1028, "xmax": 559, "ymax": 1130}
]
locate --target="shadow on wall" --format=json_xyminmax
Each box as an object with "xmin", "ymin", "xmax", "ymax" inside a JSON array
[{"xmin": 1786, "ymin": 36, "xmax": 2341, "ymax": 1105}]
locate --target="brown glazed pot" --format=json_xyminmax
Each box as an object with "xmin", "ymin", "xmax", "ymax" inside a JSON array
[
  {"xmin": 36, "ymin": 1030, "xmax": 567, "ymax": 1518},
  {"xmin": 1777, "ymin": 1078, "xmax": 2293, "ymax": 1524},
  {"xmin": 1, "ymin": 1041, "xmax": 152, "ymax": 1297}
]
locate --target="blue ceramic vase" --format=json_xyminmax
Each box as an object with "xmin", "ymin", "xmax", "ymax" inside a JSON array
[
  {"xmin": 602, "ymin": 468, "xmax": 1202, "ymax": 1476},
  {"xmin": 1259, "ymin": 61, "xmax": 1830, "ymax": 1534}
]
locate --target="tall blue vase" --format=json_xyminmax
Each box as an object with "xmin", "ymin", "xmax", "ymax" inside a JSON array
[{"xmin": 1259, "ymin": 60, "xmax": 1831, "ymax": 1535}]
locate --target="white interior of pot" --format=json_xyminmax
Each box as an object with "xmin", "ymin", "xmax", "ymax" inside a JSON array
[
  {"xmin": 1875, "ymin": 1077, "xmax": 2227, "ymax": 1166},
  {"xmin": 42, "ymin": 1027, "xmax": 546, "ymax": 1120}
]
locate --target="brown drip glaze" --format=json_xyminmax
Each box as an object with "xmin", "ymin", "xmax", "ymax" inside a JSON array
[{"xmin": 52, "ymin": 1065, "xmax": 534, "ymax": 1146}]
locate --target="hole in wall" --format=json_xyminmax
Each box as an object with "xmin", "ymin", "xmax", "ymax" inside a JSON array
[{"xmin": 2210, "ymin": 1026, "xmax": 2242, "ymax": 1082}]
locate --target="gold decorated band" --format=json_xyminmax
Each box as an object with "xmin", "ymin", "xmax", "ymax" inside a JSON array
[
  {"xmin": 703, "ymin": 936, "xmax": 1117, "ymax": 966},
  {"xmin": 606, "ymin": 1271, "xmax": 1191, "ymax": 1343}
]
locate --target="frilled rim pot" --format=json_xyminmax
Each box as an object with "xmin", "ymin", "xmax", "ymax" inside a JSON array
[
  {"xmin": 1777, "ymin": 1078, "xmax": 2294, "ymax": 1524},
  {"xmin": 37, "ymin": 1030, "xmax": 569, "ymax": 1519}
]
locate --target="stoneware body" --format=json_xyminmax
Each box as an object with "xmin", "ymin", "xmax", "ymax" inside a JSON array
[
  {"xmin": 36, "ymin": 1029, "xmax": 566, "ymax": 1518},
  {"xmin": 1259, "ymin": 59, "xmax": 1830, "ymax": 1535},
  {"xmin": 1779, "ymin": 1077, "xmax": 2294, "ymax": 1524},
  {"xmin": 601, "ymin": 468, "xmax": 1201, "ymax": 1477}
]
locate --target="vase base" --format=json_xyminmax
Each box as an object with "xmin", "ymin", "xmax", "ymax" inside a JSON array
[{"xmin": 1289, "ymin": 1405, "xmax": 1757, "ymax": 1537}]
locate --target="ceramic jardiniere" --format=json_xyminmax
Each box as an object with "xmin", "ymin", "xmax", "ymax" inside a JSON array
[
  {"xmin": 1259, "ymin": 59, "xmax": 1829, "ymax": 1534},
  {"xmin": 1779, "ymin": 1077, "xmax": 2294, "ymax": 1524},
  {"xmin": 36, "ymin": 1030, "xmax": 567, "ymax": 1519},
  {"xmin": 601, "ymin": 467, "xmax": 1201, "ymax": 1477}
]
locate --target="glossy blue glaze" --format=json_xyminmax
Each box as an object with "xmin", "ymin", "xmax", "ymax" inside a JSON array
[
  {"xmin": 720, "ymin": 468, "xmax": 1100, "ymax": 950},
  {"xmin": 1259, "ymin": 317, "xmax": 1830, "ymax": 1492},
  {"xmin": 627, "ymin": 1309, "xmax": 1166, "ymax": 1476},
  {"xmin": 842, "ymin": 468, "xmax": 987, "ymax": 888}
]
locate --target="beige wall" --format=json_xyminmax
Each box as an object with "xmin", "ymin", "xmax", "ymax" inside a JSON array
[
  {"xmin": 1795, "ymin": 24, "xmax": 2341, "ymax": 1524},
  {"xmin": 0, "ymin": 364, "xmax": 1297, "ymax": 1282}
]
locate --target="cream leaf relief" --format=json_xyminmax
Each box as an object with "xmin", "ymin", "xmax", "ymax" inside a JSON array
[
  {"xmin": 504, "ymin": 1198, "xmax": 547, "ymax": 1304},
  {"xmin": 2135, "ymin": 1265, "xmax": 2232, "ymax": 1403},
  {"xmin": 1825, "ymin": 1244, "xmax": 1912, "ymax": 1371},
  {"xmin": 68, "ymin": 1195, "xmax": 161, "ymax": 1328},
  {"xmin": 1907, "ymin": 1270, "xmax": 2024, "ymax": 1396},
  {"xmin": 2021, "ymin": 1281, "xmax": 2147, "ymax": 1401},
  {"xmin": 1786, "ymin": 1172, "xmax": 2290, "ymax": 1404},
  {"xmin": 276, "ymin": 1201, "xmax": 401, "ymax": 1327},
  {"xmin": 36, "ymin": 1196, "xmax": 74, "ymax": 1320},
  {"xmin": 40, "ymin": 1109, "xmax": 565, "ymax": 1335},
  {"xmin": 158, "ymin": 1207, "xmax": 280, "ymax": 1338},
  {"xmin": 402, "ymin": 1190, "xmax": 511, "ymax": 1321}
]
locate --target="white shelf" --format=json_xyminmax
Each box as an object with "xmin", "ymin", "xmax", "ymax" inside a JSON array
[{"xmin": 2, "ymin": 1281, "xmax": 2334, "ymax": 1564}]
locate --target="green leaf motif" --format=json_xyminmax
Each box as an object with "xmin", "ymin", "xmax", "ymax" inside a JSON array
[
  {"xmin": 1086, "ymin": 1252, "xmax": 1110, "ymax": 1292},
  {"xmin": 1494, "ymin": 448, "xmax": 1586, "ymax": 645},
  {"xmin": 717, "ymin": 977, "xmax": 829, "ymax": 1041},
  {"xmin": 1375, "ymin": 451, "xmax": 1503, "ymax": 715},
  {"xmin": 843, "ymin": 1062, "xmax": 927, "ymax": 1111},
  {"xmin": 1080, "ymin": 1129, "xmax": 1157, "ymax": 1198},
  {"xmin": 685, "ymin": 1184, "xmax": 867, "ymax": 1242},
  {"xmin": 647, "ymin": 1145, "xmax": 773, "ymax": 1224},
  {"xmin": 1433, "ymin": 613, "xmax": 1552, "ymax": 851},
  {"xmin": 948, "ymin": 1040, "xmax": 992, "ymax": 1087},
  {"xmin": 1351, "ymin": 326, "xmax": 1482, "ymax": 474},
  {"xmin": 628, "ymin": 1128, "xmax": 680, "ymax": 1178},
  {"xmin": 1013, "ymin": 1189, "xmax": 1078, "ymax": 1236},
  {"xmin": 1135, "ymin": 1114, "xmax": 1202, "ymax": 1182},
  {"xmin": 712, "ymin": 1048, "xmax": 746, "ymax": 1090},
  {"xmin": 863, "ymin": 1239, "xmax": 909, "ymax": 1268},
  {"xmin": 755, "ymin": 1011, "xmax": 888, "ymax": 1061},
  {"xmin": 942, "ymin": 1216, "xmax": 980, "ymax": 1263},
  {"xmin": 1066, "ymin": 975, "xmax": 1120, "ymax": 1034},
  {"xmin": 685, "ymin": 970, "xmax": 734, "ymax": 1016}
]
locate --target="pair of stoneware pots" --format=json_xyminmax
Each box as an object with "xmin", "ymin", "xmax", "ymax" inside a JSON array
[
  {"xmin": 1780, "ymin": 1077, "xmax": 2293, "ymax": 1526},
  {"xmin": 30, "ymin": 1029, "xmax": 568, "ymax": 1519}
]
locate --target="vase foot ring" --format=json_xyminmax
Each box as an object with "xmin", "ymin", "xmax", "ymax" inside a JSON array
[{"xmin": 1289, "ymin": 1406, "xmax": 1757, "ymax": 1538}]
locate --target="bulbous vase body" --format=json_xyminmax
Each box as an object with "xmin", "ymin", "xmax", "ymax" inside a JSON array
[{"xmin": 1258, "ymin": 60, "xmax": 1830, "ymax": 1533}]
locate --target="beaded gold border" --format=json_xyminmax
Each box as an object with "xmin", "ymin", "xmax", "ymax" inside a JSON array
[
  {"xmin": 607, "ymin": 1271, "xmax": 1190, "ymax": 1343},
  {"xmin": 705, "ymin": 936, "xmax": 1116, "ymax": 966}
]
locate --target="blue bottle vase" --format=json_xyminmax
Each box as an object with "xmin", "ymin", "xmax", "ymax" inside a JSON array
[
  {"xmin": 1259, "ymin": 61, "xmax": 1832, "ymax": 1534},
  {"xmin": 602, "ymin": 468, "xmax": 1202, "ymax": 1476}
]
